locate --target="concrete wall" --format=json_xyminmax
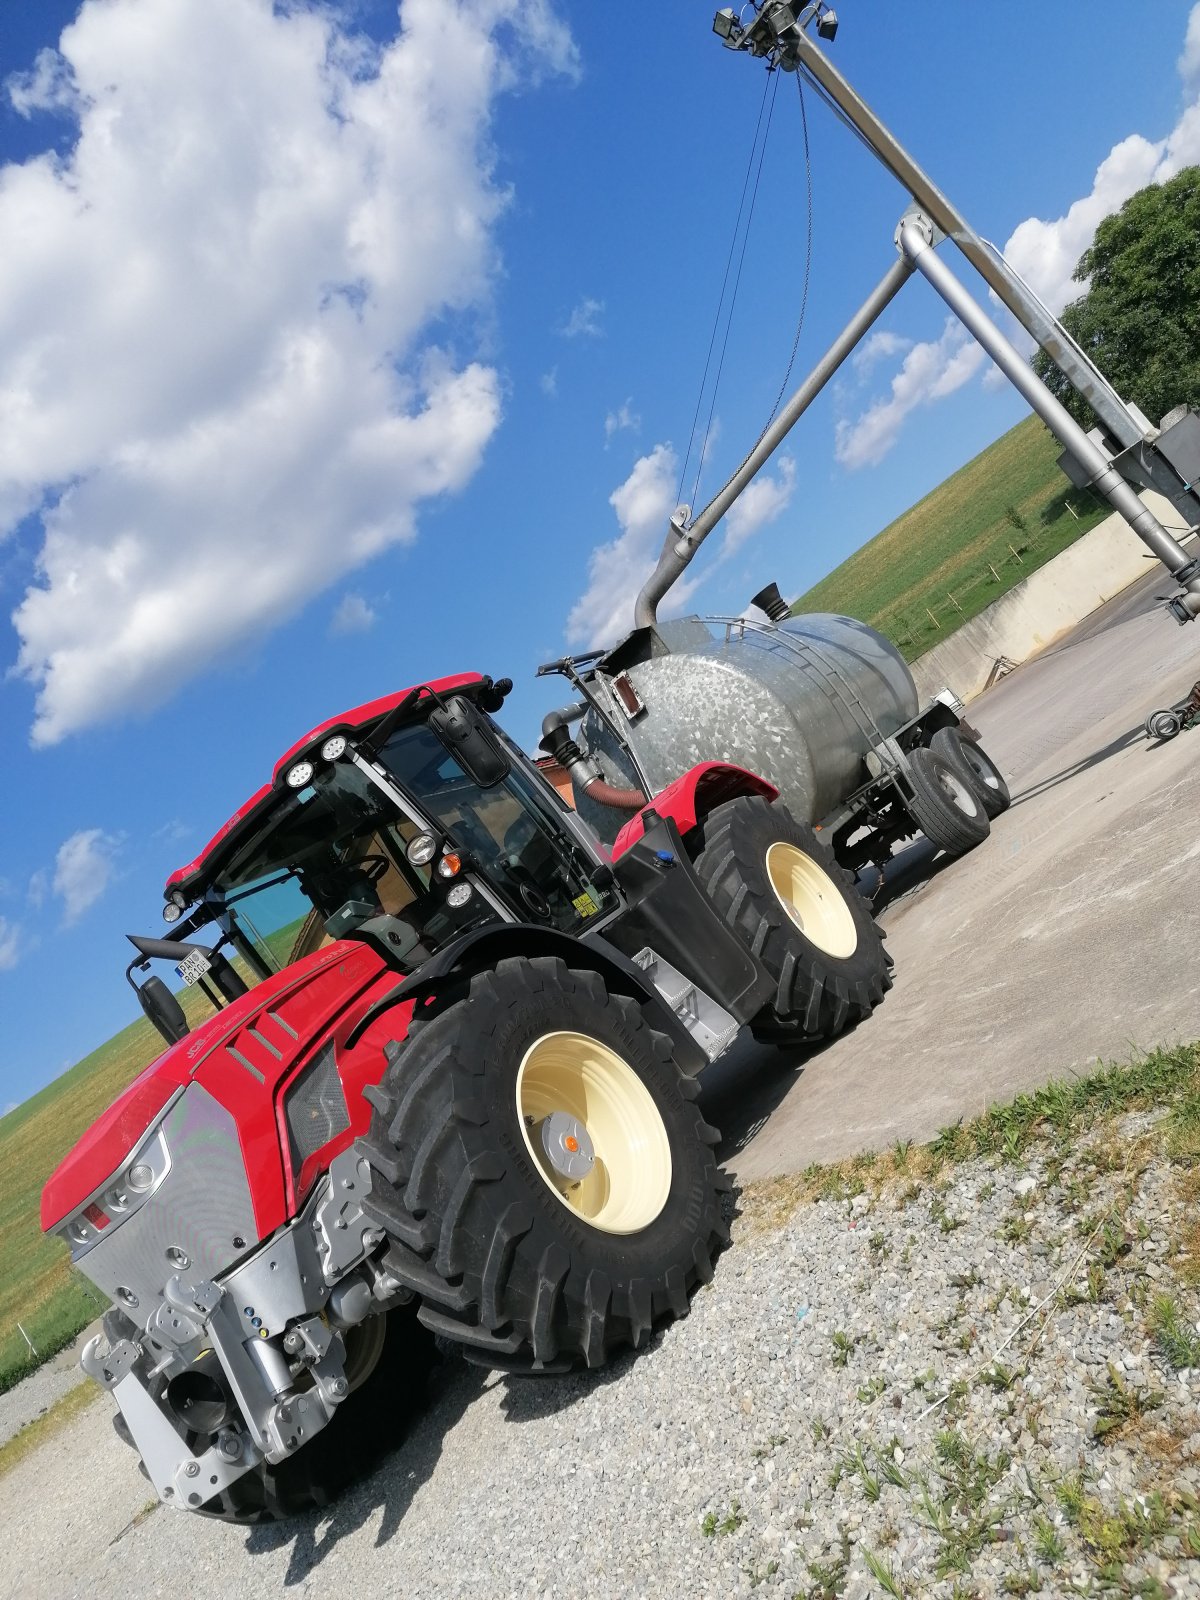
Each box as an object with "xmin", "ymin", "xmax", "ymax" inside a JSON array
[{"xmin": 910, "ymin": 491, "xmax": 1188, "ymax": 703}]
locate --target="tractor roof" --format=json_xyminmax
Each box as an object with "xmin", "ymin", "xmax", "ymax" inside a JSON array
[{"xmin": 164, "ymin": 673, "xmax": 484, "ymax": 903}]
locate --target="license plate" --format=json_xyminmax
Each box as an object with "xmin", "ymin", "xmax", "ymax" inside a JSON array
[{"xmin": 176, "ymin": 950, "xmax": 211, "ymax": 986}]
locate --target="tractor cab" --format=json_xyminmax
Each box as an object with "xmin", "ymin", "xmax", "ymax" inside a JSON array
[{"xmin": 129, "ymin": 675, "xmax": 620, "ymax": 1047}]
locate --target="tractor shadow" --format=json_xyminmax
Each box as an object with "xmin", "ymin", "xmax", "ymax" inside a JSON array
[
  {"xmin": 242, "ymin": 1356, "xmax": 485, "ymax": 1581},
  {"xmin": 241, "ymin": 1311, "xmax": 691, "ymax": 1580}
]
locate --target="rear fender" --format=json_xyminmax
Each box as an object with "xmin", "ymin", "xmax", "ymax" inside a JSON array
[
  {"xmin": 612, "ymin": 762, "xmax": 778, "ymax": 860},
  {"xmin": 344, "ymin": 922, "xmax": 708, "ymax": 1076}
]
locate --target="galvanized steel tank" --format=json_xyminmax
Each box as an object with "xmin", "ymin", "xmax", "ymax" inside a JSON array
[{"xmin": 574, "ymin": 612, "xmax": 918, "ymax": 841}]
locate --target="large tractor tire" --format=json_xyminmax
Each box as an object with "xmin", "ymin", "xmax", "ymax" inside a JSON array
[
  {"xmin": 111, "ymin": 1302, "xmax": 440, "ymax": 1524},
  {"xmin": 359, "ymin": 956, "xmax": 729, "ymax": 1374},
  {"xmin": 691, "ymin": 796, "xmax": 890, "ymax": 1044},
  {"xmin": 930, "ymin": 727, "xmax": 1011, "ymax": 819},
  {"xmin": 905, "ymin": 745, "xmax": 990, "ymax": 856}
]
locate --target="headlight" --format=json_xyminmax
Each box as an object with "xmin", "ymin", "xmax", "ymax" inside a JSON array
[
  {"xmin": 446, "ymin": 881, "xmax": 474, "ymax": 909},
  {"xmin": 321, "ymin": 734, "xmax": 347, "ymax": 762},
  {"xmin": 286, "ymin": 760, "xmax": 314, "ymax": 789},
  {"xmin": 406, "ymin": 833, "xmax": 438, "ymax": 867}
]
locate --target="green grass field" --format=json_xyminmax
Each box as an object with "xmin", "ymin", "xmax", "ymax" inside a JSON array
[{"xmin": 792, "ymin": 414, "xmax": 1110, "ymax": 659}]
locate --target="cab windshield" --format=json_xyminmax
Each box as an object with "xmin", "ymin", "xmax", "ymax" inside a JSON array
[{"xmin": 207, "ymin": 757, "xmax": 490, "ymax": 977}]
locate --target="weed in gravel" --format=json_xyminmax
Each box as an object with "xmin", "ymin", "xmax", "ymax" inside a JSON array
[
  {"xmin": 1001, "ymin": 1573, "xmax": 1039, "ymax": 1596},
  {"xmin": 875, "ymin": 1441, "xmax": 909, "ymax": 1489},
  {"xmin": 1090, "ymin": 1363, "xmax": 1164, "ymax": 1442},
  {"xmin": 977, "ymin": 1179, "xmax": 995, "ymax": 1202},
  {"xmin": 1149, "ymin": 1292, "xmax": 1200, "ymax": 1369},
  {"xmin": 862, "ymin": 1547, "xmax": 907, "ymax": 1597},
  {"xmin": 803, "ymin": 1534, "xmax": 851, "ymax": 1599},
  {"xmin": 836, "ymin": 1441, "xmax": 881, "ymax": 1502},
  {"xmin": 702, "ymin": 1500, "xmax": 745, "ymax": 1537},
  {"xmin": 1032, "ymin": 1513, "xmax": 1066, "ymax": 1565},
  {"xmin": 811, "ymin": 1416, "xmax": 829, "ymax": 1443},
  {"xmin": 999, "ymin": 1213, "xmax": 1033, "ymax": 1245},
  {"xmin": 856, "ymin": 1375, "xmax": 886, "ymax": 1404},
  {"xmin": 830, "ymin": 1330, "xmax": 856, "ymax": 1367},
  {"xmin": 892, "ymin": 1138, "xmax": 911, "ymax": 1167},
  {"xmin": 914, "ymin": 1429, "xmax": 1017, "ymax": 1577},
  {"xmin": 980, "ymin": 1361, "xmax": 1019, "ymax": 1392},
  {"xmin": 746, "ymin": 1559, "xmax": 779, "ymax": 1588}
]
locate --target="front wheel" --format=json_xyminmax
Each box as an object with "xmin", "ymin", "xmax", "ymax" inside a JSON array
[
  {"xmin": 111, "ymin": 1304, "xmax": 440, "ymax": 1524},
  {"xmin": 360, "ymin": 957, "xmax": 729, "ymax": 1373},
  {"xmin": 692, "ymin": 796, "xmax": 890, "ymax": 1043}
]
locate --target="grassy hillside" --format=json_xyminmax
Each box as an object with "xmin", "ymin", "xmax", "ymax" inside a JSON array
[
  {"xmin": 0, "ymin": 1011, "xmax": 170, "ymax": 1390},
  {"xmin": 792, "ymin": 415, "xmax": 1110, "ymax": 659}
]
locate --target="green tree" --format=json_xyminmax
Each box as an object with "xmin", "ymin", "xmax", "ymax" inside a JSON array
[{"xmin": 1031, "ymin": 166, "xmax": 1200, "ymax": 431}]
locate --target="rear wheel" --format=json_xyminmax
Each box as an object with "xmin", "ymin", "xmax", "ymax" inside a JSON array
[
  {"xmin": 358, "ymin": 957, "xmax": 729, "ymax": 1373},
  {"xmin": 930, "ymin": 727, "xmax": 1011, "ymax": 818},
  {"xmin": 905, "ymin": 745, "xmax": 990, "ymax": 856},
  {"xmin": 692, "ymin": 796, "xmax": 890, "ymax": 1044},
  {"xmin": 1146, "ymin": 708, "xmax": 1183, "ymax": 741}
]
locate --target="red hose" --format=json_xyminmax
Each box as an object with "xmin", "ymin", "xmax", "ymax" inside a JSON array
[{"xmin": 582, "ymin": 776, "xmax": 647, "ymax": 810}]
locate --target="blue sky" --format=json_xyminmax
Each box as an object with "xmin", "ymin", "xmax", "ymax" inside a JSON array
[{"xmin": 1, "ymin": 0, "xmax": 1197, "ymax": 1111}]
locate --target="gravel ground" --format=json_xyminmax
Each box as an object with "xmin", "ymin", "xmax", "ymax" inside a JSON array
[{"xmin": 4, "ymin": 1105, "xmax": 1200, "ymax": 1599}]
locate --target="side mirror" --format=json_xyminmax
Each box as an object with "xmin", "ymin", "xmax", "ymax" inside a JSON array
[
  {"xmin": 428, "ymin": 695, "xmax": 511, "ymax": 789},
  {"xmin": 137, "ymin": 974, "xmax": 189, "ymax": 1046}
]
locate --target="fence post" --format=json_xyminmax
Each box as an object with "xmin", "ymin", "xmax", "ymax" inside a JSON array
[
  {"xmin": 925, "ymin": 607, "xmax": 940, "ymax": 629},
  {"xmin": 1009, "ymin": 544, "xmax": 1024, "ymax": 563},
  {"xmin": 17, "ymin": 1322, "xmax": 37, "ymax": 1358}
]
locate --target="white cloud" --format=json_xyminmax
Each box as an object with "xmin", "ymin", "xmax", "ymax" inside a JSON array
[
  {"xmin": 540, "ymin": 366, "xmax": 558, "ymax": 397},
  {"xmin": 836, "ymin": 3, "xmax": 1200, "ymax": 466},
  {"xmin": 851, "ymin": 329, "xmax": 913, "ymax": 376},
  {"xmin": 52, "ymin": 828, "xmax": 121, "ymax": 926},
  {"xmin": 0, "ymin": 0, "xmax": 577, "ymax": 746},
  {"xmin": 835, "ymin": 320, "xmax": 985, "ymax": 471},
  {"xmin": 0, "ymin": 917, "xmax": 20, "ymax": 971},
  {"xmin": 1180, "ymin": 3, "xmax": 1200, "ymax": 85},
  {"xmin": 604, "ymin": 397, "xmax": 641, "ymax": 445},
  {"xmin": 567, "ymin": 444, "xmax": 691, "ymax": 646},
  {"xmin": 568, "ymin": 436, "xmax": 799, "ymax": 644},
  {"xmin": 27, "ymin": 870, "xmax": 47, "ymax": 910},
  {"xmin": 560, "ymin": 296, "xmax": 604, "ymax": 338},
  {"xmin": 329, "ymin": 591, "xmax": 377, "ymax": 636},
  {"xmin": 722, "ymin": 456, "xmax": 796, "ymax": 555}
]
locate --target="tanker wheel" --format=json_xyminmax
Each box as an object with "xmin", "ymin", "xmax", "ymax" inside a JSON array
[
  {"xmin": 905, "ymin": 745, "xmax": 990, "ymax": 857},
  {"xmin": 1146, "ymin": 708, "xmax": 1183, "ymax": 741},
  {"xmin": 112, "ymin": 1305, "xmax": 440, "ymax": 1524},
  {"xmin": 691, "ymin": 795, "xmax": 890, "ymax": 1045},
  {"xmin": 359, "ymin": 956, "xmax": 729, "ymax": 1373},
  {"xmin": 930, "ymin": 727, "xmax": 1011, "ymax": 819}
]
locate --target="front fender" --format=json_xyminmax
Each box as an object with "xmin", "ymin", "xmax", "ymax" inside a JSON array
[
  {"xmin": 612, "ymin": 761, "xmax": 778, "ymax": 860},
  {"xmin": 345, "ymin": 922, "xmax": 708, "ymax": 1075}
]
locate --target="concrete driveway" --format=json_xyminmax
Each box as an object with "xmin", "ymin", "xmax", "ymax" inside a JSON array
[{"xmin": 703, "ymin": 568, "xmax": 1200, "ymax": 1182}]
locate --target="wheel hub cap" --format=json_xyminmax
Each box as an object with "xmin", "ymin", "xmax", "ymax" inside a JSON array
[
  {"xmin": 516, "ymin": 1031, "xmax": 672, "ymax": 1235},
  {"xmin": 539, "ymin": 1110, "xmax": 596, "ymax": 1180}
]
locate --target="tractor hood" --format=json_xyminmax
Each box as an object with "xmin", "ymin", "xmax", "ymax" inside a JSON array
[{"xmin": 41, "ymin": 940, "xmax": 389, "ymax": 1233}]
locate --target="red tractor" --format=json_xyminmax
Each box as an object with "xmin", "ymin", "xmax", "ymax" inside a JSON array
[{"xmin": 42, "ymin": 672, "xmax": 889, "ymax": 1520}]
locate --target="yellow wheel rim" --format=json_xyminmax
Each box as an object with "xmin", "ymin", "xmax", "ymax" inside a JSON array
[
  {"xmin": 516, "ymin": 1031, "xmax": 672, "ymax": 1235},
  {"xmin": 765, "ymin": 842, "xmax": 858, "ymax": 960}
]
